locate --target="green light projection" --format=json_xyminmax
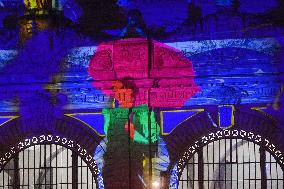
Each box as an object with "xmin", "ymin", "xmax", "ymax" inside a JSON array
[{"xmin": 102, "ymin": 104, "xmax": 160, "ymax": 144}]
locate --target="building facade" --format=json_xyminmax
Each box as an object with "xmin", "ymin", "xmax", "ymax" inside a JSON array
[{"xmin": 0, "ymin": 0, "xmax": 284, "ymax": 188}]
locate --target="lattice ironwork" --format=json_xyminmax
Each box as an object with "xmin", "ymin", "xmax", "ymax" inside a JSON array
[
  {"xmin": 177, "ymin": 138, "xmax": 284, "ymax": 189},
  {"xmin": 0, "ymin": 135, "xmax": 104, "ymax": 189},
  {"xmin": 0, "ymin": 143, "xmax": 100, "ymax": 189}
]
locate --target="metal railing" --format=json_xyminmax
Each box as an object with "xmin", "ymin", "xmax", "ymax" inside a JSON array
[
  {"xmin": 179, "ymin": 139, "xmax": 284, "ymax": 189},
  {"xmin": 0, "ymin": 144, "xmax": 97, "ymax": 189}
]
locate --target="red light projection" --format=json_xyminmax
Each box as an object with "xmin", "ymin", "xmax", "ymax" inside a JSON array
[
  {"xmin": 124, "ymin": 113, "xmax": 135, "ymax": 139},
  {"xmin": 88, "ymin": 38, "xmax": 200, "ymax": 108}
]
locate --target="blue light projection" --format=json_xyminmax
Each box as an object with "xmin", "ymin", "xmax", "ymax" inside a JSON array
[
  {"xmin": 160, "ymin": 110, "xmax": 203, "ymax": 134},
  {"xmin": 0, "ymin": 50, "xmax": 17, "ymax": 69},
  {"xmin": 0, "ymin": 37, "xmax": 281, "ymax": 112},
  {"xmin": 65, "ymin": 109, "xmax": 206, "ymax": 136},
  {"xmin": 0, "ymin": 117, "xmax": 10, "ymax": 125},
  {"xmin": 0, "ymin": 29, "xmax": 94, "ymax": 134},
  {"xmin": 39, "ymin": 37, "xmax": 283, "ymax": 109},
  {"xmin": 218, "ymin": 105, "xmax": 234, "ymax": 128},
  {"xmin": 61, "ymin": 0, "xmax": 83, "ymax": 22},
  {"xmin": 216, "ymin": 0, "xmax": 233, "ymax": 7},
  {"xmin": 169, "ymin": 164, "xmax": 179, "ymax": 189},
  {"xmin": 166, "ymin": 38, "xmax": 280, "ymax": 56},
  {"xmin": 93, "ymin": 137, "xmax": 107, "ymax": 170},
  {"xmin": 65, "ymin": 113, "xmax": 105, "ymax": 136},
  {"xmin": 0, "ymin": 116, "xmax": 18, "ymax": 126},
  {"xmin": 155, "ymin": 139, "xmax": 170, "ymax": 172},
  {"xmin": 117, "ymin": 0, "xmax": 130, "ymax": 7},
  {"xmin": 93, "ymin": 137, "xmax": 107, "ymax": 189},
  {"xmin": 0, "ymin": 1, "xmax": 283, "ymax": 188}
]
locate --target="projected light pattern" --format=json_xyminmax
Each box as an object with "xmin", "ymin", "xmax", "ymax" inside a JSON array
[
  {"xmin": 24, "ymin": 0, "xmax": 46, "ymax": 10},
  {"xmin": 166, "ymin": 38, "xmax": 280, "ymax": 57},
  {"xmin": 216, "ymin": 0, "xmax": 234, "ymax": 7},
  {"xmin": 101, "ymin": 105, "xmax": 160, "ymax": 144},
  {"xmin": 0, "ymin": 116, "xmax": 18, "ymax": 126},
  {"xmin": 64, "ymin": 109, "xmax": 207, "ymax": 137},
  {"xmin": 65, "ymin": 37, "xmax": 280, "ymax": 109},
  {"xmin": 86, "ymin": 37, "xmax": 200, "ymax": 188},
  {"xmin": 160, "ymin": 109, "xmax": 204, "ymax": 135},
  {"xmin": 0, "ymin": 37, "xmax": 280, "ymax": 111},
  {"xmin": 0, "ymin": 1, "xmax": 283, "ymax": 187},
  {"xmin": 0, "ymin": 50, "xmax": 17, "ymax": 69},
  {"xmin": 65, "ymin": 113, "xmax": 105, "ymax": 136},
  {"xmin": 93, "ymin": 137, "xmax": 107, "ymax": 172},
  {"xmin": 88, "ymin": 37, "xmax": 200, "ymax": 108},
  {"xmin": 169, "ymin": 164, "xmax": 179, "ymax": 189},
  {"xmin": 218, "ymin": 105, "xmax": 234, "ymax": 128}
]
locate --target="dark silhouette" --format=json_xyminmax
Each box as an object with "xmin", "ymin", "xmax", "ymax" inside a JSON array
[
  {"xmin": 76, "ymin": 0, "xmax": 126, "ymax": 35},
  {"xmin": 187, "ymin": 3, "xmax": 202, "ymax": 30},
  {"xmin": 120, "ymin": 9, "xmax": 146, "ymax": 38}
]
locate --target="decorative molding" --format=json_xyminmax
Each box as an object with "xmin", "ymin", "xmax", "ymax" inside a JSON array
[
  {"xmin": 0, "ymin": 134, "xmax": 104, "ymax": 189},
  {"xmin": 218, "ymin": 105, "xmax": 234, "ymax": 128},
  {"xmin": 177, "ymin": 129, "xmax": 284, "ymax": 175},
  {"xmin": 65, "ymin": 113, "xmax": 105, "ymax": 136},
  {"xmin": 0, "ymin": 115, "xmax": 19, "ymax": 127},
  {"xmin": 160, "ymin": 109, "xmax": 204, "ymax": 135}
]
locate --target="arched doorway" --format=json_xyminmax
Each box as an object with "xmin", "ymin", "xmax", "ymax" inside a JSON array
[
  {"xmin": 1, "ymin": 144, "xmax": 98, "ymax": 188},
  {"xmin": 171, "ymin": 130, "xmax": 284, "ymax": 189},
  {"xmin": 0, "ymin": 135, "xmax": 104, "ymax": 189}
]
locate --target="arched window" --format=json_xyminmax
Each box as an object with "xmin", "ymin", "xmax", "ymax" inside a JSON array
[
  {"xmin": 0, "ymin": 144, "xmax": 98, "ymax": 188},
  {"xmin": 178, "ymin": 138, "xmax": 283, "ymax": 189}
]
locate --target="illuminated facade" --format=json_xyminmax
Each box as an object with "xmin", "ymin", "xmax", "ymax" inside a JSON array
[{"xmin": 0, "ymin": 0, "xmax": 284, "ymax": 189}]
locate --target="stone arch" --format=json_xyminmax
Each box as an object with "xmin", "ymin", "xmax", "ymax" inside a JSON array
[
  {"xmin": 176, "ymin": 129, "xmax": 284, "ymax": 176},
  {"xmin": 164, "ymin": 106, "xmax": 283, "ymax": 178},
  {"xmin": 0, "ymin": 115, "xmax": 104, "ymax": 176}
]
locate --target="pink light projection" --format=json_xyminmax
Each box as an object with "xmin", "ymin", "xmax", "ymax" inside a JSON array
[{"xmin": 88, "ymin": 38, "xmax": 200, "ymax": 108}]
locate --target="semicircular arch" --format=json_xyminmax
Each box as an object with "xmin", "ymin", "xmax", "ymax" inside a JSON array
[{"xmin": 164, "ymin": 107, "xmax": 283, "ymax": 189}]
